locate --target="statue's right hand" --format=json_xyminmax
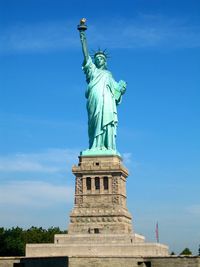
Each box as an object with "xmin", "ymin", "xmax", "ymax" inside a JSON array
[
  {"xmin": 80, "ymin": 31, "xmax": 86, "ymax": 42},
  {"xmin": 79, "ymin": 29, "xmax": 89, "ymax": 60}
]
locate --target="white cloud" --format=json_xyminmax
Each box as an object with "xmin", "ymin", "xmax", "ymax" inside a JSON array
[
  {"xmin": 186, "ymin": 205, "xmax": 200, "ymax": 216},
  {"xmin": 0, "ymin": 156, "xmax": 58, "ymax": 173},
  {"xmin": 0, "ymin": 148, "xmax": 77, "ymax": 227},
  {"xmin": 92, "ymin": 15, "xmax": 200, "ymax": 49},
  {"xmin": 0, "ymin": 20, "xmax": 78, "ymax": 53},
  {"xmin": 0, "ymin": 148, "xmax": 79, "ymax": 173},
  {"xmin": 121, "ymin": 152, "xmax": 141, "ymax": 171},
  {"xmin": 0, "ymin": 180, "xmax": 73, "ymax": 207},
  {"xmin": 122, "ymin": 152, "xmax": 132, "ymax": 164},
  {"xmin": 1, "ymin": 15, "xmax": 200, "ymax": 54}
]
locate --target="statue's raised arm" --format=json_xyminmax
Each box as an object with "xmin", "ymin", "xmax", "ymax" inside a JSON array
[
  {"xmin": 77, "ymin": 18, "xmax": 127, "ymax": 156},
  {"xmin": 77, "ymin": 18, "xmax": 89, "ymax": 64}
]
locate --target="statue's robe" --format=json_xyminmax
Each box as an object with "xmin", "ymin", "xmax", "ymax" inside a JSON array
[{"xmin": 83, "ymin": 57, "xmax": 122, "ymax": 150}]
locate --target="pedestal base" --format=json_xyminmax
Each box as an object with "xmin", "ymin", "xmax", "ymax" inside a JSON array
[
  {"xmin": 26, "ymin": 233, "xmax": 168, "ymax": 257},
  {"xmin": 26, "ymin": 155, "xmax": 169, "ymax": 259}
]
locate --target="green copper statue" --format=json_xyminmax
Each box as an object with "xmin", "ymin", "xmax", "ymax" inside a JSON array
[{"xmin": 78, "ymin": 18, "xmax": 127, "ymax": 156}]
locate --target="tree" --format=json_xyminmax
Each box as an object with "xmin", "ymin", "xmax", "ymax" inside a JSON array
[
  {"xmin": 0, "ymin": 228, "xmax": 6, "ymax": 256},
  {"xmin": 1, "ymin": 227, "xmax": 24, "ymax": 256},
  {"xmin": 180, "ymin": 248, "xmax": 192, "ymax": 255},
  {"xmin": 0, "ymin": 226, "xmax": 67, "ymax": 256}
]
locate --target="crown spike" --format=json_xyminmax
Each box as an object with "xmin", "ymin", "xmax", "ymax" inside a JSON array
[{"xmin": 90, "ymin": 48, "xmax": 110, "ymax": 59}]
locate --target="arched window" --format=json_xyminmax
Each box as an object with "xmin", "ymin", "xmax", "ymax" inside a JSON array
[{"xmin": 86, "ymin": 177, "xmax": 91, "ymax": 190}]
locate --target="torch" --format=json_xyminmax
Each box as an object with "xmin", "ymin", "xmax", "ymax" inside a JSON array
[{"xmin": 77, "ymin": 18, "xmax": 87, "ymax": 31}]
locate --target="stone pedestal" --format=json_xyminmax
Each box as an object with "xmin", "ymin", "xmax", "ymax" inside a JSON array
[
  {"xmin": 26, "ymin": 155, "xmax": 169, "ymax": 258},
  {"xmin": 69, "ymin": 155, "xmax": 132, "ymax": 235}
]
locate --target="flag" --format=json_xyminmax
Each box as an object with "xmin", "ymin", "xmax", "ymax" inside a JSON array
[{"xmin": 155, "ymin": 222, "xmax": 159, "ymax": 243}]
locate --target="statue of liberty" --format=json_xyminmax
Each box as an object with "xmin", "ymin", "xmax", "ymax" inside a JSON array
[{"xmin": 78, "ymin": 19, "xmax": 127, "ymax": 156}]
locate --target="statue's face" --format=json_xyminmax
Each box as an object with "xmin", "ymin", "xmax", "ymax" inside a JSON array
[{"xmin": 94, "ymin": 55, "xmax": 106, "ymax": 69}]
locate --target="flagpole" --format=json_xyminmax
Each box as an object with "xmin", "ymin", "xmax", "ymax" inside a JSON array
[{"xmin": 156, "ymin": 222, "xmax": 159, "ymax": 243}]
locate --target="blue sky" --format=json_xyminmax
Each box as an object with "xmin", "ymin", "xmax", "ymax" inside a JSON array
[{"xmin": 0, "ymin": 0, "xmax": 200, "ymax": 254}]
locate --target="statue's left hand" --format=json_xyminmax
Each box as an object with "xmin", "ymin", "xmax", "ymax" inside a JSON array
[{"xmin": 119, "ymin": 80, "xmax": 127, "ymax": 95}]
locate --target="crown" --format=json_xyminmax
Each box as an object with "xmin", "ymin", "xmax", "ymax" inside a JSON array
[{"xmin": 91, "ymin": 49, "xmax": 110, "ymax": 59}]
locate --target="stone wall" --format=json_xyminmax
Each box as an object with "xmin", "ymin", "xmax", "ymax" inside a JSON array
[
  {"xmin": 1, "ymin": 256, "xmax": 200, "ymax": 267},
  {"xmin": 69, "ymin": 256, "xmax": 142, "ymax": 267},
  {"xmin": 147, "ymin": 256, "xmax": 200, "ymax": 267},
  {"xmin": 69, "ymin": 256, "xmax": 200, "ymax": 267},
  {"xmin": 0, "ymin": 257, "xmax": 21, "ymax": 267}
]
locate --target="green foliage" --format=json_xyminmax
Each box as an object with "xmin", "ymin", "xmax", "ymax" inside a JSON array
[
  {"xmin": 4, "ymin": 227, "xmax": 24, "ymax": 256},
  {"xmin": 180, "ymin": 247, "xmax": 192, "ymax": 255},
  {"xmin": 0, "ymin": 226, "xmax": 67, "ymax": 256}
]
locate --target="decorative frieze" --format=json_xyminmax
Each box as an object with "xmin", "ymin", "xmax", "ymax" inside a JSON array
[{"xmin": 70, "ymin": 216, "xmax": 132, "ymax": 224}]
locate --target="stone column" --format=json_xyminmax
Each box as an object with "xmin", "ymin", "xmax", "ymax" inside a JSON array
[
  {"xmin": 100, "ymin": 177, "xmax": 104, "ymax": 194},
  {"xmin": 82, "ymin": 176, "xmax": 86, "ymax": 194},
  {"xmin": 91, "ymin": 176, "xmax": 95, "ymax": 194}
]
